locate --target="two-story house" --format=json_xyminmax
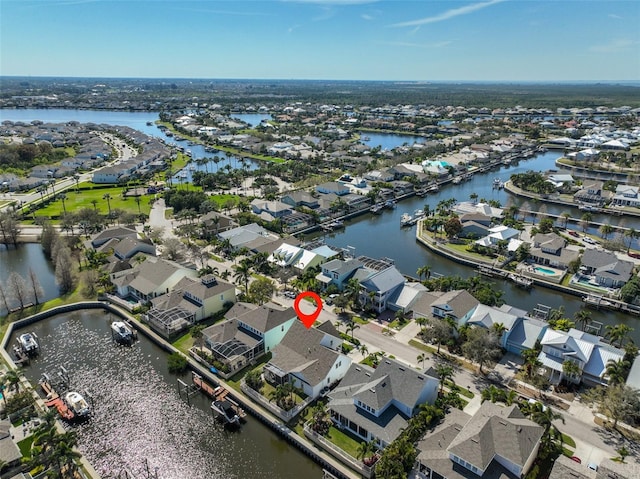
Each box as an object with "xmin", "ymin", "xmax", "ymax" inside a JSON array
[
  {"xmin": 529, "ymin": 232, "xmax": 579, "ymax": 269},
  {"xmin": 574, "ymin": 180, "xmax": 610, "ymax": 206},
  {"xmin": 414, "ymin": 402, "xmax": 543, "ymax": 479},
  {"xmin": 315, "ymin": 258, "xmax": 364, "ymax": 291},
  {"xmin": 612, "ymin": 184, "xmax": 640, "ymax": 207},
  {"xmin": 538, "ymin": 328, "xmax": 625, "ymax": 386},
  {"xmin": 429, "ymin": 290, "xmax": 480, "ymax": 328},
  {"xmin": 358, "ymin": 264, "xmax": 406, "ymax": 314},
  {"xmin": 263, "ymin": 320, "xmax": 350, "ymax": 399},
  {"xmin": 327, "ymin": 358, "xmax": 439, "ymax": 447}
]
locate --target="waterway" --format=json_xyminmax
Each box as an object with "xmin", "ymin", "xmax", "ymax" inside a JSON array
[
  {"xmin": 12, "ymin": 310, "xmax": 322, "ymax": 479},
  {"xmin": 0, "ymin": 243, "xmax": 58, "ymax": 315}
]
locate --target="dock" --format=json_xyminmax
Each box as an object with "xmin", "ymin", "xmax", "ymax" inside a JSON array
[
  {"xmin": 508, "ymin": 273, "xmax": 534, "ymax": 289},
  {"xmin": 190, "ymin": 372, "xmax": 247, "ymax": 422},
  {"xmin": 40, "ymin": 374, "xmax": 75, "ymax": 421}
]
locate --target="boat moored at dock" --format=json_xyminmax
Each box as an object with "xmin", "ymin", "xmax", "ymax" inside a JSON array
[
  {"xmin": 110, "ymin": 321, "xmax": 136, "ymax": 345},
  {"xmin": 64, "ymin": 391, "xmax": 91, "ymax": 420},
  {"xmin": 18, "ymin": 332, "xmax": 39, "ymax": 356}
]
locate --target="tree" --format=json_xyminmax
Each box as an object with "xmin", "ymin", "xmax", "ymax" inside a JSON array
[
  {"xmin": 416, "ymin": 353, "xmax": 427, "ymax": 369},
  {"xmin": 7, "ymin": 271, "xmax": 28, "ymax": 310},
  {"xmin": 333, "ymin": 294, "xmax": 349, "ymax": 313},
  {"xmin": 580, "ymin": 212, "xmax": 592, "ymax": 232},
  {"xmin": 0, "ymin": 283, "xmax": 10, "ymax": 313},
  {"xmin": 600, "ymin": 223, "xmax": 614, "ymax": 240},
  {"xmin": 625, "ymin": 227, "xmax": 638, "ymax": 254},
  {"xmin": 27, "ymin": 267, "xmax": 44, "ymax": 306},
  {"xmin": 233, "ymin": 260, "xmax": 252, "ymax": 295},
  {"xmin": 167, "ymin": 352, "xmax": 188, "ymax": 374},
  {"xmin": 162, "ymin": 237, "xmax": 185, "ymax": 261},
  {"xmin": 356, "ymin": 440, "xmax": 377, "ymax": 463},
  {"xmin": 190, "ymin": 324, "xmax": 205, "ymax": 349},
  {"xmin": 562, "ymin": 360, "xmax": 581, "ymax": 384},
  {"xmin": 583, "ymin": 383, "xmax": 640, "ymax": 429},
  {"xmin": 4, "ymin": 368, "xmax": 21, "ymax": 393},
  {"xmin": 425, "ymin": 317, "xmax": 453, "ymax": 354},
  {"xmin": 308, "ymin": 404, "xmax": 332, "ymax": 436},
  {"xmin": 461, "ymin": 327, "xmax": 502, "ymax": 374},
  {"xmin": 90, "ymin": 199, "xmax": 99, "ymax": 212},
  {"xmin": 345, "ymin": 321, "xmax": 360, "ymax": 342},
  {"xmin": 245, "ymin": 369, "xmax": 263, "ymax": 392},
  {"xmin": 435, "ymin": 364, "xmax": 454, "ymax": 395},
  {"xmin": 606, "ymin": 358, "xmax": 631, "ymax": 385},
  {"xmin": 549, "ymin": 318, "xmax": 575, "ymax": 332},
  {"xmin": 574, "ymin": 308, "xmax": 592, "ymax": 331},
  {"xmin": 443, "ymin": 216, "xmax": 462, "ymax": 239},
  {"xmin": 55, "ymin": 246, "xmax": 75, "ymax": 294},
  {"xmin": 0, "ymin": 212, "xmax": 21, "ymax": 247},
  {"xmin": 344, "ymin": 278, "xmax": 361, "ymax": 308},
  {"xmin": 522, "ymin": 348, "xmax": 542, "ymax": 379},
  {"xmin": 249, "ymin": 277, "xmax": 275, "ymax": 305},
  {"xmin": 416, "ymin": 265, "xmax": 431, "ymax": 281},
  {"xmin": 605, "ymin": 323, "xmax": 633, "ymax": 348},
  {"xmin": 616, "ymin": 446, "xmax": 630, "ymax": 463},
  {"xmin": 58, "ymin": 192, "xmax": 68, "ymax": 214},
  {"xmin": 102, "ymin": 193, "xmax": 113, "ymax": 216}
]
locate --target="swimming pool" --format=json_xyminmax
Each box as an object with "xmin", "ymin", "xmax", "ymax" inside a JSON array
[{"xmin": 534, "ymin": 266, "xmax": 556, "ymax": 276}]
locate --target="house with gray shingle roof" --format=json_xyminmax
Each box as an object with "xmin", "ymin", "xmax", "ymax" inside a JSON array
[
  {"xmin": 466, "ymin": 304, "xmax": 528, "ymax": 348},
  {"xmin": 530, "ymin": 232, "xmax": 578, "ymax": 269},
  {"xmin": 358, "ymin": 265, "xmax": 406, "ymax": 313},
  {"xmin": 264, "ymin": 320, "xmax": 350, "ymax": 399},
  {"xmin": 504, "ymin": 317, "xmax": 549, "ymax": 356},
  {"xmin": 315, "ymin": 258, "xmax": 364, "ymax": 291},
  {"xmin": 581, "ymin": 249, "xmax": 635, "ymax": 288},
  {"xmin": 415, "ymin": 402, "xmax": 543, "ymax": 479},
  {"xmin": 430, "ymin": 290, "xmax": 480, "ymax": 327},
  {"xmin": 327, "ymin": 358, "xmax": 439, "ymax": 447}
]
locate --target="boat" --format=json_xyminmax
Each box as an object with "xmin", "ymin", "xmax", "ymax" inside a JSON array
[
  {"xmin": 64, "ymin": 391, "xmax": 91, "ymax": 419},
  {"xmin": 370, "ymin": 203, "xmax": 383, "ymax": 214},
  {"xmin": 452, "ymin": 176, "xmax": 462, "ymax": 184},
  {"xmin": 509, "ymin": 273, "xmax": 533, "ymax": 289},
  {"xmin": 578, "ymin": 204, "xmax": 596, "ymax": 211},
  {"xmin": 212, "ymin": 399, "xmax": 241, "ymax": 426},
  {"xmin": 492, "ymin": 178, "xmax": 504, "ymax": 189},
  {"xmin": 361, "ymin": 135, "xmax": 370, "ymax": 141},
  {"xmin": 111, "ymin": 321, "xmax": 135, "ymax": 344},
  {"xmin": 583, "ymin": 295, "xmax": 618, "ymax": 310},
  {"xmin": 384, "ymin": 199, "xmax": 396, "ymax": 209},
  {"xmin": 146, "ymin": 121, "xmax": 153, "ymax": 126},
  {"xmin": 18, "ymin": 332, "xmax": 39, "ymax": 356},
  {"xmin": 400, "ymin": 213, "xmax": 412, "ymax": 227}
]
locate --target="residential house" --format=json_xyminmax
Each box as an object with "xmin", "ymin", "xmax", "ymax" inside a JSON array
[
  {"xmin": 111, "ymin": 257, "xmax": 198, "ymax": 302},
  {"xmin": 358, "ymin": 263, "xmax": 407, "ymax": 313},
  {"xmin": 281, "ymin": 191, "xmax": 321, "ymax": 209},
  {"xmin": 581, "ymin": 249, "xmax": 634, "ymax": 288},
  {"xmin": 429, "ymin": 290, "xmax": 480, "ymax": 328},
  {"xmin": 202, "ymin": 302, "xmax": 296, "ymax": 373},
  {"xmin": 315, "ymin": 258, "xmax": 364, "ymax": 291},
  {"xmin": 327, "ymin": 358, "xmax": 439, "ymax": 447},
  {"xmin": 466, "ymin": 304, "xmax": 527, "ymax": 348},
  {"xmin": 574, "ymin": 180, "xmax": 609, "ymax": 206},
  {"xmin": 217, "ymin": 223, "xmax": 280, "ymax": 252},
  {"xmin": 504, "ymin": 317, "xmax": 549, "ymax": 356},
  {"xmin": 0, "ymin": 419, "xmax": 22, "ymax": 469},
  {"xmin": 250, "ymin": 199, "xmax": 293, "ymax": 219},
  {"xmin": 316, "ymin": 182, "xmax": 350, "ymax": 196},
  {"xmin": 90, "ymin": 226, "xmax": 139, "ymax": 248},
  {"xmin": 538, "ymin": 328, "xmax": 625, "ymax": 385},
  {"xmin": 529, "ymin": 232, "xmax": 579, "ymax": 269},
  {"xmin": 612, "ymin": 184, "xmax": 640, "ymax": 207},
  {"xmin": 109, "ymin": 236, "xmax": 156, "ymax": 260},
  {"xmin": 549, "ymin": 455, "xmax": 596, "ymax": 479},
  {"xmin": 145, "ymin": 275, "xmax": 236, "ymax": 337},
  {"xmin": 414, "ymin": 402, "xmax": 543, "ymax": 479},
  {"xmin": 475, "ymin": 225, "xmax": 520, "ymax": 251},
  {"xmin": 264, "ymin": 320, "xmax": 350, "ymax": 400}
]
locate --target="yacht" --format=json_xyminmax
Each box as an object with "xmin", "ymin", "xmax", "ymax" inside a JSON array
[
  {"xmin": 111, "ymin": 321, "xmax": 134, "ymax": 344},
  {"xmin": 64, "ymin": 391, "xmax": 91, "ymax": 419},
  {"xmin": 18, "ymin": 332, "xmax": 39, "ymax": 356},
  {"xmin": 400, "ymin": 213, "xmax": 412, "ymax": 227}
]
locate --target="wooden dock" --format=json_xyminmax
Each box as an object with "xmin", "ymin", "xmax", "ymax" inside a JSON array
[
  {"xmin": 40, "ymin": 376, "xmax": 75, "ymax": 421},
  {"xmin": 191, "ymin": 372, "xmax": 246, "ymax": 421}
]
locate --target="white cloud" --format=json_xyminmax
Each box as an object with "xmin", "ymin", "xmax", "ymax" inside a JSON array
[
  {"xmin": 390, "ymin": 0, "xmax": 506, "ymax": 28},
  {"xmin": 608, "ymin": 14, "xmax": 622, "ymax": 19},
  {"xmin": 361, "ymin": 13, "xmax": 374, "ymax": 20},
  {"xmin": 589, "ymin": 39, "xmax": 636, "ymax": 53}
]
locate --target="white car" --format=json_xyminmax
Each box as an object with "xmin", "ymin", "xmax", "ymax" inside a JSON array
[{"xmin": 583, "ymin": 237, "xmax": 597, "ymax": 245}]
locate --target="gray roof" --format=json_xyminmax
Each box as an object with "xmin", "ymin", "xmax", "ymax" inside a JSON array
[
  {"xmin": 582, "ymin": 249, "xmax": 634, "ymax": 283},
  {"xmin": 447, "ymin": 402, "xmax": 543, "ymax": 472},
  {"xmin": 322, "ymin": 258, "xmax": 364, "ymax": 276},
  {"xmin": 128, "ymin": 258, "xmax": 192, "ymax": 295},
  {"xmin": 91, "ymin": 226, "xmax": 138, "ymax": 247},
  {"xmin": 506, "ymin": 318, "xmax": 548, "ymax": 351},
  {"xmin": 360, "ymin": 266, "xmax": 405, "ymax": 294},
  {"xmin": 0, "ymin": 420, "xmax": 21, "ymax": 464},
  {"xmin": 467, "ymin": 304, "xmax": 520, "ymax": 331},
  {"xmin": 549, "ymin": 455, "xmax": 596, "ymax": 479},
  {"xmin": 228, "ymin": 302, "xmax": 295, "ymax": 334},
  {"xmin": 268, "ymin": 321, "xmax": 343, "ymax": 387},
  {"xmin": 431, "ymin": 290, "xmax": 480, "ymax": 320},
  {"xmin": 533, "ymin": 232, "xmax": 566, "ymax": 251},
  {"xmin": 595, "ymin": 457, "xmax": 640, "ymax": 479},
  {"xmin": 626, "ymin": 354, "xmax": 640, "ymax": 390}
]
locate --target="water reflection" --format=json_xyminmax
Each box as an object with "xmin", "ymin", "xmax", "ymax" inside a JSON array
[{"xmin": 16, "ymin": 311, "xmax": 321, "ymax": 479}]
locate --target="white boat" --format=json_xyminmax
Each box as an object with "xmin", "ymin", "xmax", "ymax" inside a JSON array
[
  {"xmin": 400, "ymin": 213, "xmax": 412, "ymax": 227},
  {"xmin": 18, "ymin": 332, "xmax": 39, "ymax": 355},
  {"xmin": 111, "ymin": 321, "xmax": 134, "ymax": 344},
  {"xmin": 211, "ymin": 399, "xmax": 241, "ymax": 426},
  {"xmin": 64, "ymin": 391, "xmax": 91, "ymax": 419}
]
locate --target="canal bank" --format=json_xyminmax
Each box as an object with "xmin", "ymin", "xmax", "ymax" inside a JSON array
[{"xmin": 2, "ymin": 303, "xmax": 357, "ymax": 479}]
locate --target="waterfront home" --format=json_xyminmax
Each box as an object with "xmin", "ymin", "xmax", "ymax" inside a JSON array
[
  {"xmin": 316, "ymin": 181, "xmax": 350, "ymax": 196},
  {"xmin": 612, "ymin": 184, "xmax": 640, "ymax": 207},
  {"xmin": 201, "ymin": 303, "xmax": 296, "ymax": 373},
  {"xmin": 413, "ymin": 402, "xmax": 543, "ymax": 479},
  {"xmin": 546, "ymin": 173, "xmax": 575, "ymax": 189},
  {"xmin": 327, "ymin": 358, "xmax": 439, "ymax": 448},
  {"xmin": 250, "ymin": 199, "xmax": 293, "ymax": 219},
  {"xmin": 529, "ymin": 232, "xmax": 579, "ymax": 269},
  {"xmin": 281, "ymin": 191, "xmax": 321, "ymax": 209},
  {"xmin": 573, "ymin": 180, "xmax": 611, "ymax": 206},
  {"xmin": 364, "ymin": 169, "xmax": 395, "ymax": 182},
  {"xmin": 465, "ymin": 304, "xmax": 526, "ymax": 348},
  {"xmin": 580, "ymin": 249, "xmax": 634, "ymax": 288},
  {"xmin": 111, "ymin": 257, "xmax": 198, "ymax": 302},
  {"xmin": 357, "ymin": 263, "xmax": 407, "ymax": 314},
  {"xmin": 101, "ymin": 236, "xmax": 156, "ymax": 260},
  {"xmin": 264, "ymin": 320, "xmax": 350, "ymax": 400},
  {"xmin": 144, "ymin": 275, "xmax": 236, "ymax": 336},
  {"xmin": 199, "ymin": 212, "xmax": 235, "ymax": 239},
  {"xmin": 474, "ymin": 225, "xmax": 520, "ymax": 250},
  {"xmin": 504, "ymin": 317, "xmax": 549, "ymax": 356},
  {"xmin": 537, "ymin": 328, "xmax": 625, "ymax": 386},
  {"xmin": 315, "ymin": 258, "xmax": 364, "ymax": 291},
  {"xmin": 420, "ymin": 290, "xmax": 479, "ymax": 327}
]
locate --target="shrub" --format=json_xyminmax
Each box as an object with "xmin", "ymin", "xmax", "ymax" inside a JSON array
[{"xmin": 167, "ymin": 352, "xmax": 188, "ymax": 374}]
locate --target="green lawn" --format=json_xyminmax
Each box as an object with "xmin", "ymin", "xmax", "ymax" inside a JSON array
[
  {"xmin": 18, "ymin": 435, "xmax": 34, "ymax": 458},
  {"xmin": 33, "ymin": 183, "xmax": 152, "ymax": 218},
  {"xmin": 325, "ymin": 426, "xmax": 362, "ymax": 458},
  {"xmin": 562, "ymin": 433, "xmax": 576, "ymax": 448},
  {"xmin": 445, "ymin": 380, "xmax": 474, "ymax": 398},
  {"xmin": 409, "ymin": 339, "xmax": 437, "ymax": 354}
]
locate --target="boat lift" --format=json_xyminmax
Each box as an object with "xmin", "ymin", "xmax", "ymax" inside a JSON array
[{"xmin": 176, "ymin": 378, "xmax": 200, "ymax": 407}]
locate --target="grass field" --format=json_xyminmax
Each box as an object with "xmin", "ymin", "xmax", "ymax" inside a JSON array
[{"xmin": 33, "ymin": 182, "xmax": 153, "ymax": 217}]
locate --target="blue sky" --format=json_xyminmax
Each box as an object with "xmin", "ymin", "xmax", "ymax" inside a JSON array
[{"xmin": 1, "ymin": 0, "xmax": 639, "ymax": 81}]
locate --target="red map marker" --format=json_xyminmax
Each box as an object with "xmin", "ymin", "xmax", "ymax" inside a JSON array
[{"xmin": 293, "ymin": 291, "xmax": 323, "ymax": 329}]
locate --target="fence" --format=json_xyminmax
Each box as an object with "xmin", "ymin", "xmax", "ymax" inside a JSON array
[{"xmin": 240, "ymin": 380, "xmax": 310, "ymax": 422}]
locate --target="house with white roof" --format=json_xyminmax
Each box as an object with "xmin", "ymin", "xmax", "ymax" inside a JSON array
[
  {"xmin": 538, "ymin": 328, "xmax": 625, "ymax": 386},
  {"xmin": 474, "ymin": 225, "xmax": 520, "ymax": 249},
  {"xmin": 529, "ymin": 232, "xmax": 579, "ymax": 269},
  {"xmin": 466, "ymin": 304, "xmax": 526, "ymax": 348},
  {"xmin": 327, "ymin": 358, "xmax": 439, "ymax": 447},
  {"xmin": 612, "ymin": 184, "xmax": 640, "ymax": 207}
]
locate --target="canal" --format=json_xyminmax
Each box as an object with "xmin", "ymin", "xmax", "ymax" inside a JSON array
[{"xmin": 12, "ymin": 310, "xmax": 322, "ymax": 479}]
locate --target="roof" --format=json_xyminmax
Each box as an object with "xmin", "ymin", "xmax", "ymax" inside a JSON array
[
  {"xmin": 447, "ymin": 402, "xmax": 543, "ymax": 472},
  {"xmin": 467, "ymin": 304, "xmax": 520, "ymax": 331},
  {"xmin": 549, "ymin": 455, "xmax": 596, "ymax": 479},
  {"xmin": 431, "ymin": 290, "xmax": 480, "ymax": 320},
  {"xmin": 322, "ymin": 258, "xmax": 364, "ymax": 276},
  {"xmin": 128, "ymin": 258, "xmax": 194, "ymax": 295},
  {"xmin": 540, "ymin": 328, "xmax": 595, "ymax": 363},
  {"xmin": 268, "ymin": 321, "xmax": 344, "ymax": 388},
  {"xmin": 506, "ymin": 318, "xmax": 548, "ymax": 351},
  {"xmin": 91, "ymin": 226, "xmax": 138, "ymax": 247},
  {"xmin": 360, "ymin": 266, "xmax": 405, "ymax": 294},
  {"xmin": 626, "ymin": 354, "xmax": 640, "ymax": 389},
  {"xmin": 387, "ymin": 282, "xmax": 427, "ymax": 310},
  {"xmin": 227, "ymin": 302, "xmax": 296, "ymax": 334}
]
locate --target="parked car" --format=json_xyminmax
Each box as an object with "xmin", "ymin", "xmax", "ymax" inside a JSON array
[
  {"xmin": 583, "ymin": 237, "xmax": 597, "ymax": 245},
  {"xmin": 587, "ymin": 463, "xmax": 598, "ymax": 471},
  {"xmin": 570, "ymin": 457, "xmax": 582, "ymax": 464},
  {"xmin": 568, "ymin": 230, "xmax": 580, "ymax": 237},
  {"xmin": 628, "ymin": 252, "xmax": 640, "ymax": 259}
]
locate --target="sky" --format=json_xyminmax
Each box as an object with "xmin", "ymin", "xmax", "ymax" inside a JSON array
[{"xmin": 1, "ymin": 0, "xmax": 639, "ymax": 82}]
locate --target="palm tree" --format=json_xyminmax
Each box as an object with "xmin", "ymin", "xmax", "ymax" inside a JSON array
[
  {"xmin": 345, "ymin": 321, "xmax": 360, "ymax": 341},
  {"xmin": 625, "ymin": 227, "xmax": 638, "ymax": 254},
  {"xmin": 606, "ymin": 358, "xmax": 630, "ymax": 385},
  {"xmin": 521, "ymin": 348, "xmax": 542, "ymax": 379},
  {"xmin": 435, "ymin": 364, "xmax": 454, "ymax": 395},
  {"xmin": 58, "ymin": 193, "xmax": 67, "ymax": 214},
  {"xmin": 233, "ymin": 259, "xmax": 252, "ymax": 295},
  {"xmin": 562, "ymin": 360, "xmax": 581, "ymax": 384},
  {"xmin": 135, "ymin": 195, "xmax": 142, "ymax": 214},
  {"xmin": 560, "ymin": 211, "xmax": 571, "ymax": 229},
  {"xmin": 605, "ymin": 323, "xmax": 632, "ymax": 347},
  {"xmin": 574, "ymin": 308, "xmax": 592, "ymax": 331},
  {"xmin": 416, "ymin": 265, "xmax": 431, "ymax": 281},
  {"xmin": 599, "ymin": 223, "xmax": 614, "ymax": 240},
  {"xmin": 491, "ymin": 322, "xmax": 507, "ymax": 343},
  {"xmin": 90, "ymin": 199, "xmax": 99, "ymax": 212},
  {"xmin": 4, "ymin": 369, "xmax": 21, "ymax": 393},
  {"xmin": 344, "ymin": 278, "xmax": 361, "ymax": 308},
  {"xmin": 416, "ymin": 353, "xmax": 427, "ymax": 369},
  {"xmin": 102, "ymin": 193, "xmax": 112, "ymax": 216},
  {"xmin": 359, "ymin": 344, "xmax": 369, "ymax": 357},
  {"xmin": 356, "ymin": 440, "xmax": 377, "ymax": 463}
]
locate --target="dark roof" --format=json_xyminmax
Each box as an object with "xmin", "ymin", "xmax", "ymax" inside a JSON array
[{"xmin": 227, "ymin": 302, "xmax": 296, "ymax": 334}]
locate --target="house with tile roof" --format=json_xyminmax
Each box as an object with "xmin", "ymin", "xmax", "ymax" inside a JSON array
[
  {"xmin": 327, "ymin": 358, "xmax": 439, "ymax": 447},
  {"xmin": 200, "ymin": 302, "xmax": 296, "ymax": 373},
  {"xmin": 414, "ymin": 402, "xmax": 543, "ymax": 479},
  {"xmin": 264, "ymin": 320, "xmax": 350, "ymax": 399},
  {"xmin": 538, "ymin": 328, "xmax": 625, "ymax": 386},
  {"xmin": 581, "ymin": 249, "xmax": 635, "ymax": 288}
]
